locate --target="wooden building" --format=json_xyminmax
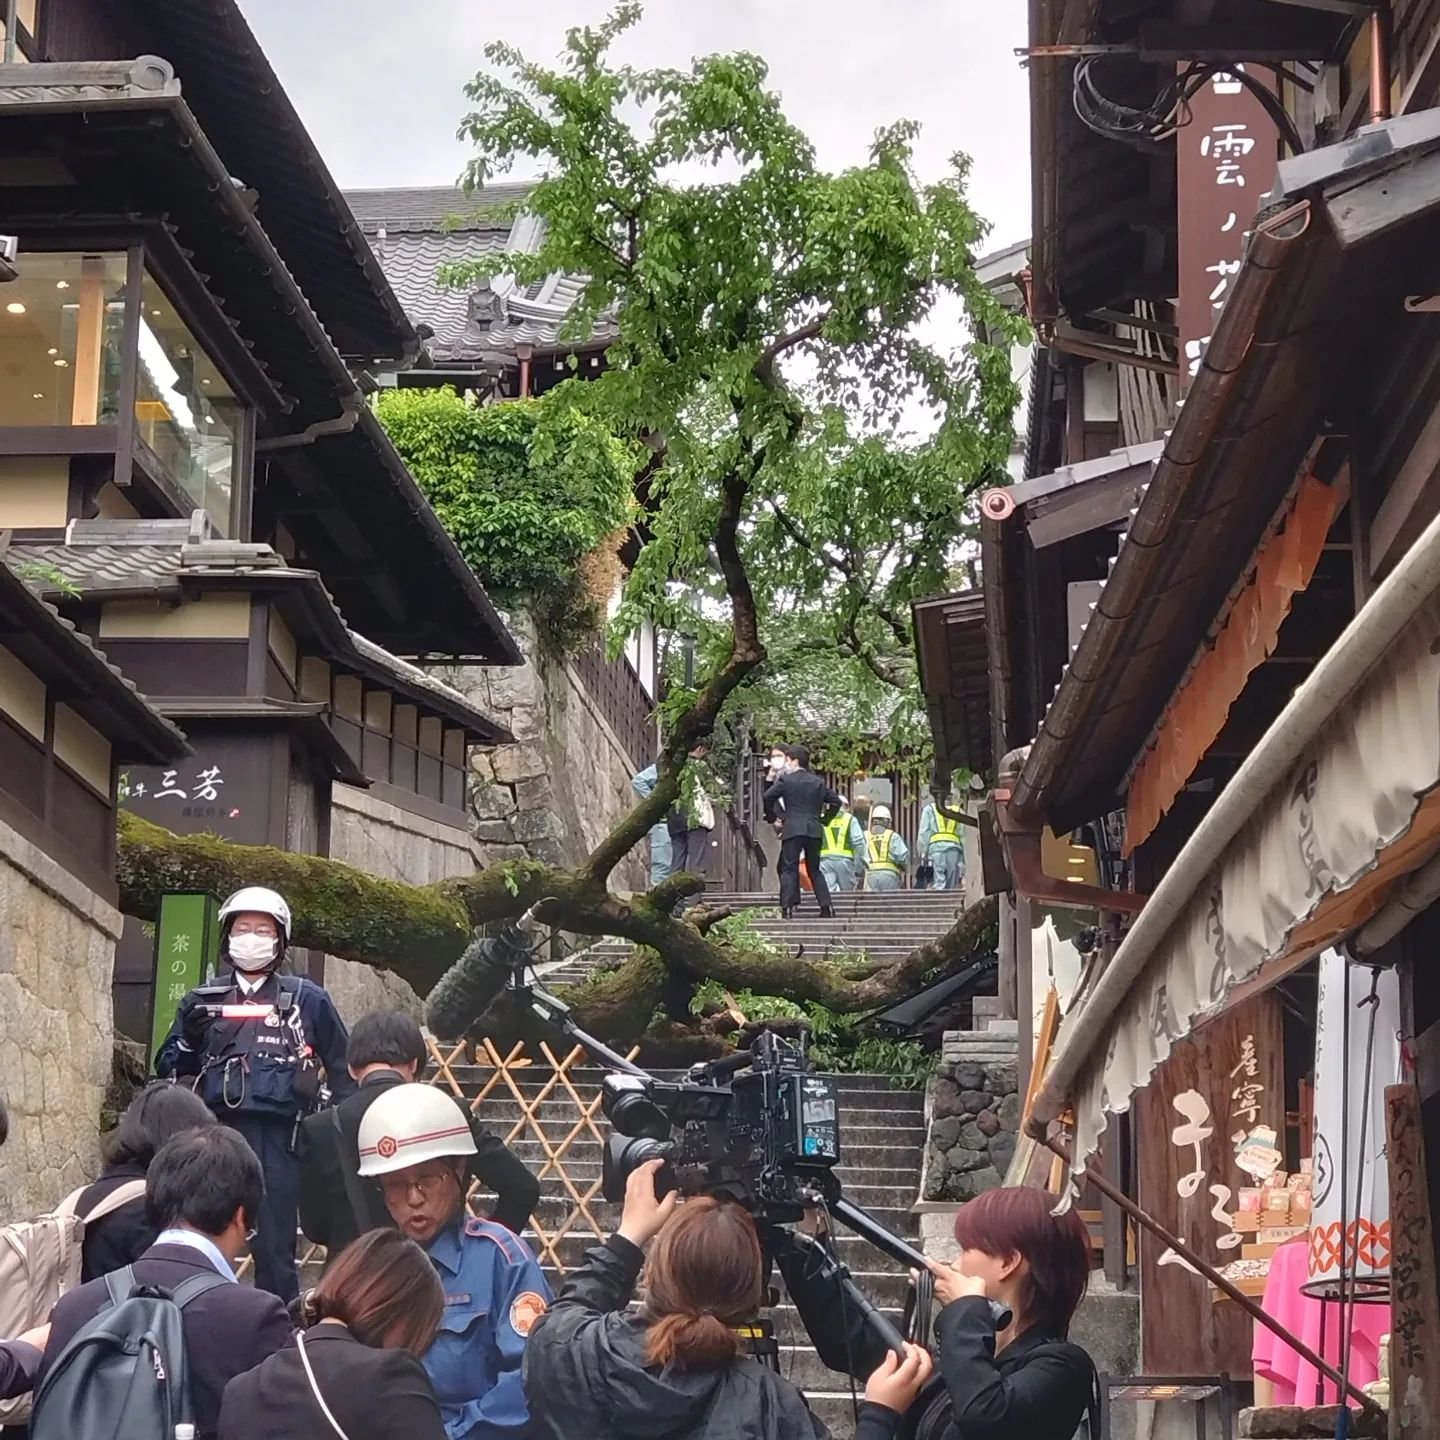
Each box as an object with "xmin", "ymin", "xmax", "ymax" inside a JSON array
[
  {"xmin": 919, "ymin": 2, "xmax": 1440, "ymax": 1426},
  {"xmin": 0, "ymin": 4, "xmax": 522, "ymax": 1054}
]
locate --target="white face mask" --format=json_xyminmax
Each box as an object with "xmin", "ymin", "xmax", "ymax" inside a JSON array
[
  {"xmin": 769, "ymin": 754, "xmax": 786, "ymax": 772},
  {"xmin": 229, "ymin": 932, "xmax": 279, "ymax": 972}
]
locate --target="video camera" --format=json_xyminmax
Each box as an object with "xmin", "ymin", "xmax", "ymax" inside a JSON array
[{"xmin": 600, "ymin": 1028, "xmax": 841, "ymax": 1224}]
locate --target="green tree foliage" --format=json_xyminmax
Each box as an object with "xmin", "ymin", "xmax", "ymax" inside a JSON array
[
  {"xmin": 451, "ymin": 4, "xmax": 1022, "ymax": 776},
  {"xmin": 376, "ymin": 388, "xmax": 636, "ymax": 647}
]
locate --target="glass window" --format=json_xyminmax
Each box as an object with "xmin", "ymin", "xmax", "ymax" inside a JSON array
[
  {"xmin": 134, "ymin": 271, "xmax": 241, "ymax": 535},
  {"xmin": 0, "ymin": 252, "xmax": 127, "ymax": 427}
]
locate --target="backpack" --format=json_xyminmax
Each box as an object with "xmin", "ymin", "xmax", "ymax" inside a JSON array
[
  {"xmin": 0, "ymin": 1178, "xmax": 148, "ymax": 1424},
  {"xmin": 29, "ymin": 1263, "xmax": 227, "ymax": 1440}
]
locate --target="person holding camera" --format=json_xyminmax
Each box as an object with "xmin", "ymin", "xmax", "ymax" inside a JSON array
[
  {"xmin": 912, "ymin": 1186, "xmax": 1099, "ymax": 1440},
  {"xmin": 155, "ymin": 885, "xmax": 353, "ymax": 1303},
  {"xmin": 523, "ymin": 1160, "xmax": 933, "ymax": 1440}
]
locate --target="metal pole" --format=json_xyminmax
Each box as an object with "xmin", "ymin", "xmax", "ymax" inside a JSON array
[
  {"xmin": 4, "ymin": 0, "xmax": 17, "ymax": 64},
  {"xmin": 1370, "ymin": 4, "xmax": 1391, "ymax": 125},
  {"xmin": 1037, "ymin": 1134, "xmax": 1384, "ymax": 1421}
]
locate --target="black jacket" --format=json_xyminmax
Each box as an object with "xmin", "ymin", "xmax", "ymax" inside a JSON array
[
  {"xmin": 917, "ymin": 1297, "xmax": 1097, "ymax": 1440},
  {"xmin": 524, "ymin": 1232, "xmax": 903, "ymax": 1440},
  {"xmin": 0, "ymin": 1341, "xmax": 40, "ymax": 1402},
  {"xmin": 297, "ymin": 1068, "xmax": 540, "ymax": 1255},
  {"xmin": 763, "ymin": 770, "xmax": 844, "ymax": 840},
  {"xmin": 218, "ymin": 1322, "xmax": 446, "ymax": 1440},
  {"xmin": 76, "ymin": 1163, "xmax": 156, "ymax": 1283},
  {"xmin": 37, "ymin": 1242, "xmax": 293, "ymax": 1439}
]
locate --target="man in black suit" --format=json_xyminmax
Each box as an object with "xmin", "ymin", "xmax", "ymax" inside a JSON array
[
  {"xmin": 763, "ymin": 743, "xmax": 845, "ymax": 919},
  {"xmin": 298, "ymin": 1010, "xmax": 539, "ymax": 1260},
  {"xmin": 35, "ymin": 1127, "xmax": 293, "ymax": 1438}
]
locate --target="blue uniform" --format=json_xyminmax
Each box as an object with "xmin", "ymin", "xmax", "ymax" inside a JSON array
[
  {"xmin": 155, "ymin": 969, "xmax": 352, "ymax": 1302},
  {"xmin": 425, "ymin": 1217, "xmax": 553, "ymax": 1440},
  {"xmin": 632, "ymin": 763, "xmax": 672, "ymax": 888}
]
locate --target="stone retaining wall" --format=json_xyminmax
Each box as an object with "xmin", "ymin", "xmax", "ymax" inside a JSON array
[
  {"xmin": 921, "ymin": 1026, "xmax": 1020, "ymax": 1202},
  {"xmin": 0, "ymin": 815, "xmax": 121, "ymax": 1221},
  {"xmin": 324, "ymin": 785, "xmax": 481, "ymax": 1023},
  {"xmin": 434, "ymin": 609, "xmax": 648, "ymax": 892}
]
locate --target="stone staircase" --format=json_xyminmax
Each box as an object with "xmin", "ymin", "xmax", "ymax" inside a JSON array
[
  {"xmin": 456, "ymin": 1060, "xmax": 927, "ymax": 1436},
  {"xmin": 538, "ymin": 887, "xmax": 968, "ymax": 988}
]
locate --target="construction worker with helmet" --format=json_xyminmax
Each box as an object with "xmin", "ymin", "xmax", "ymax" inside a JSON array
[
  {"xmin": 357, "ymin": 1083, "xmax": 551, "ymax": 1440},
  {"xmin": 918, "ymin": 790, "xmax": 968, "ymax": 891},
  {"xmin": 154, "ymin": 884, "xmax": 352, "ymax": 1303},
  {"xmin": 862, "ymin": 805, "xmax": 910, "ymax": 891}
]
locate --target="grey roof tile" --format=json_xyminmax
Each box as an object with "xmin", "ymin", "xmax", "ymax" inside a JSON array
[{"xmin": 342, "ymin": 184, "xmax": 613, "ymax": 362}]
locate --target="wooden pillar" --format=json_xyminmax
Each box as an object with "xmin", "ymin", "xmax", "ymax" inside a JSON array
[
  {"xmin": 70, "ymin": 255, "xmax": 108, "ymax": 426},
  {"xmin": 1387, "ymin": 1083, "xmax": 1440, "ymax": 1439}
]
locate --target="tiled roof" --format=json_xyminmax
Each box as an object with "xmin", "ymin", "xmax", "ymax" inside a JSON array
[
  {"xmin": 0, "ymin": 556, "xmax": 188, "ymax": 762},
  {"xmin": 9, "ymin": 525, "xmax": 509, "ymax": 742},
  {"xmin": 346, "ymin": 183, "xmax": 532, "ymax": 234},
  {"xmin": 343, "ymin": 184, "xmax": 615, "ymax": 364}
]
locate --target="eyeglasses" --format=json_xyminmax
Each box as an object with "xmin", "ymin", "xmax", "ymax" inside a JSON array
[{"xmin": 378, "ymin": 1170, "xmax": 454, "ymax": 1202}]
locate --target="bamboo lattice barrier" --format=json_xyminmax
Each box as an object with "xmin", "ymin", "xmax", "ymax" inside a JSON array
[{"xmin": 428, "ymin": 1035, "xmax": 638, "ymax": 1273}]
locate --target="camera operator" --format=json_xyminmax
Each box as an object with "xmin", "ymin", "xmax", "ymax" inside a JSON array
[
  {"xmin": 775, "ymin": 1189, "xmax": 1098, "ymax": 1439},
  {"xmin": 524, "ymin": 1160, "xmax": 933, "ymax": 1440}
]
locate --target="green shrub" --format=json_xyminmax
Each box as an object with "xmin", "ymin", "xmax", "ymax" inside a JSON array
[{"xmin": 376, "ymin": 387, "xmax": 636, "ymax": 646}]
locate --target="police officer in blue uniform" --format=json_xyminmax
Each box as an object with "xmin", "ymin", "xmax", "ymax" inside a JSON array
[
  {"xmin": 155, "ymin": 885, "xmax": 352, "ymax": 1303},
  {"xmin": 358, "ymin": 1083, "xmax": 551, "ymax": 1440}
]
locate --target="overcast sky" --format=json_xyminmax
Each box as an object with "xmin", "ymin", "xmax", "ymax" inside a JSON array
[{"xmin": 236, "ymin": 1, "xmax": 1031, "ymax": 256}]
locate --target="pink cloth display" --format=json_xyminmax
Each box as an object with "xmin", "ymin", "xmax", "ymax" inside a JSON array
[{"xmin": 1252, "ymin": 1240, "xmax": 1387, "ymax": 1404}]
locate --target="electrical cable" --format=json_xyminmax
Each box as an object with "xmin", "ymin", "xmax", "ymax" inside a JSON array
[{"xmin": 818, "ymin": 1199, "xmax": 863, "ymax": 1429}]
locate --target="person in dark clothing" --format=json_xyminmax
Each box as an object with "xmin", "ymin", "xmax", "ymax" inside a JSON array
[
  {"xmin": 763, "ymin": 744, "xmax": 845, "ymax": 919},
  {"xmin": 220, "ymin": 1227, "xmax": 447, "ymax": 1440},
  {"xmin": 76, "ymin": 1080, "xmax": 216, "ymax": 1282},
  {"xmin": 913, "ymin": 1185, "xmax": 1098, "ymax": 1440},
  {"xmin": 298, "ymin": 1011, "xmax": 539, "ymax": 1258},
  {"xmin": 155, "ymin": 885, "xmax": 354, "ymax": 1303},
  {"xmin": 34, "ymin": 1127, "xmax": 293, "ymax": 1440},
  {"xmin": 524, "ymin": 1160, "xmax": 932, "ymax": 1440},
  {"xmin": 0, "ymin": 1332, "xmax": 47, "ymax": 1402}
]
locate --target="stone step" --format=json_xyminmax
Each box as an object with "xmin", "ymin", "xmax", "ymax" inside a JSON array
[
  {"xmin": 493, "ymin": 1141, "xmax": 926, "ymax": 1171},
  {"xmin": 522, "ymin": 1230, "xmax": 921, "ymax": 1274}
]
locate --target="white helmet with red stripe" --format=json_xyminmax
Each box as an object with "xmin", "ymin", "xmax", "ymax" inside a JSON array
[{"xmin": 357, "ymin": 1083, "xmax": 477, "ymax": 1177}]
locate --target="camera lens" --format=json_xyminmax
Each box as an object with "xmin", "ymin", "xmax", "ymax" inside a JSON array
[{"xmin": 602, "ymin": 1133, "xmax": 678, "ymax": 1203}]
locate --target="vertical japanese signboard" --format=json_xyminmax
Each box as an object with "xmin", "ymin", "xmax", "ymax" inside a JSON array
[
  {"xmin": 1135, "ymin": 992, "xmax": 1284, "ymax": 1373},
  {"xmin": 1176, "ymin": 68, "xmax": 1281, "ymax": 394},
  {"xmin": 148, "ymin": 891, "xmax": 219, "ymax": 1063}
]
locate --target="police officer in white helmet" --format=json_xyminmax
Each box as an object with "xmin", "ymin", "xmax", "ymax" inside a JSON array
[{"xmin": 156, "ymin": 885, "xmax": 353, "ymax": 1303}]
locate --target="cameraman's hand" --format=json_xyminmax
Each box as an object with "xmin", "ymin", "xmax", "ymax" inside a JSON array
[
  {"xmin": 617, "ymin": 1159, "xmax": 679, "ymax": 1250},
  {"xmin": 925, "ymin": 1257, "xmax": 988, "ymax": 1307},
  {"xmin": 864, "ymin": 1343, "xmax": 933, "ymax": 1414}
]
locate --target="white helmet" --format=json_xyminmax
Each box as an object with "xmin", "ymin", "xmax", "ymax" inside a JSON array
[
  {"xmin": 873, "ymin": 805, "xmax": 892, "ymax": 822},
  {"xmin": 218, "ymin": 886, "xmax": 292, "ymax": 945},
  {"xmin": 357, "ymin": 1083, "xmax": 477, "ymax": 1178}
]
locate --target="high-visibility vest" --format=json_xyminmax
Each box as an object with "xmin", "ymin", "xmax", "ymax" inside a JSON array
[
  {"xmin": 931, "ymin": 810, "xmax": 961, "ymax": 845},
  {"xmin": 867, "ymin": 830, "xmax": 900, "ymax": 873},
  {"xmin": 820, "ymin": 815, "xmax": 855, "ymax": 859}
]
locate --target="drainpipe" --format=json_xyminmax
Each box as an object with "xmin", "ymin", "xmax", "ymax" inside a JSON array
[
  {"xmin": 4, "ymin": 0, "xmax": 17, "ymax": 62},
  {"xmin": 254, "ymin": 396, "xmax": 364, "ymax": 452},
  {"xmin": 1370, "ymin": 3, "xmax": 1391, "ymax": 125}
]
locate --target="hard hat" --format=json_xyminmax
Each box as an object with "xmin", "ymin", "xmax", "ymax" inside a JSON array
[
  {"xmin": 873, "ymin": 805, "xmax": 892, "ymax": 821},
  {"xmin": 218, "ymin": 886, "xmax": 292, "ymax": 943},
  {"xmin": 357, "ymin": 1083, "xmax": 477, "ymax": 1177}
]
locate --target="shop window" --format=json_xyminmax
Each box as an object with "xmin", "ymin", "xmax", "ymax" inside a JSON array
[
  {"xmin": 0, "ymin": 0, "xmax": 41, "ymax": 59},
  {"xmin": 0, "ymin": 252, "xmax": 126, "ymax": 428},
  {"xmin": 135, "ymin": 271, "xmax": 241, "ymax": 535}
]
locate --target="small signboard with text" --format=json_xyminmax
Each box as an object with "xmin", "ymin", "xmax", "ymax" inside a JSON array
[{"xmin": 148, "ymin": 891, "xmax": 220, "ymax": 1065}]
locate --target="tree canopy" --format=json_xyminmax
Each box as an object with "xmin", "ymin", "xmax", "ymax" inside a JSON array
[{"xmin": 118, "ymin": 4, "xmax": 1018, "ymax": 1052}]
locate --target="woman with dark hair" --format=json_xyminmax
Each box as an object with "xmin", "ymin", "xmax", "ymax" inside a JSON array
[
  {"xmin": 916, "ymin": 1185, "xmax": 1099, "ymax": 1440},
  {"xmin": 525, "ymin": 1159, "xmax": 933, "ymax": 1440},
  {"xmin": 75, "ymin": 1080, "xmax": 216, "ymax": 1281},
  {"xmin": 218, "ymin": 1228, "xmax": 447, "ymax": 1440}
]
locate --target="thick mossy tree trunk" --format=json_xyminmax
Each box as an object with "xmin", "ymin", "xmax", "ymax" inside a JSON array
[{"xmin": 117, "ymin": 812, "xmax": 998, "ymax": 1049}]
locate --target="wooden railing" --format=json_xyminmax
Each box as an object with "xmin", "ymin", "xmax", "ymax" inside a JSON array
[{"xmin": 569, "ymin": 645, "xmax": 656, "ymax": 774}]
